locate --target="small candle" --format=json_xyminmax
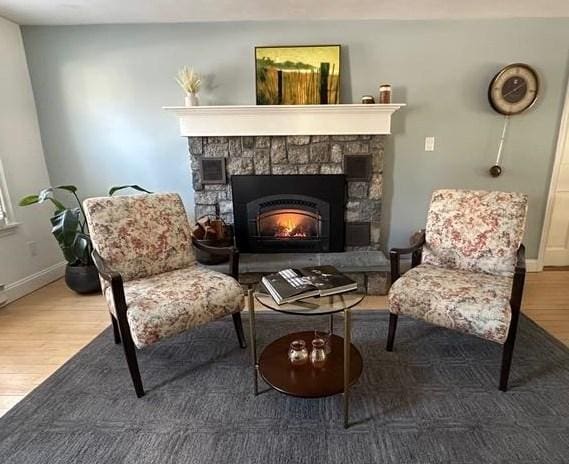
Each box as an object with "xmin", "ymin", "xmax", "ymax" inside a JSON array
[{"xmin": 379, "ymin": 84, "xmax": 392, "ymax": 104}]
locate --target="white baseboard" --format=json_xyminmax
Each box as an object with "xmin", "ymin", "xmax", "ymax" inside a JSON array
[
  {"xmin": 4, "ymin": 261, "xmax": 66, "ymax": 304},
  {"xmin": 525, "ymin": 259, "xmax": 541, "ymax": 272}
]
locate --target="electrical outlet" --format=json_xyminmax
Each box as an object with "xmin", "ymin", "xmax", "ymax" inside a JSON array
[
  {"xmin": 425, "ymin": 136, "xmax": 435, "ymax": 152},
  {"xmin": 28, "ymin": 241, "xmax": 38, "ymax": 257}
]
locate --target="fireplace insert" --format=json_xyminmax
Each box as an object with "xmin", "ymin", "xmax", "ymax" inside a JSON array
[{"xmin": 232, "ymin": 175, "xmax": 345, "ymax": 253}]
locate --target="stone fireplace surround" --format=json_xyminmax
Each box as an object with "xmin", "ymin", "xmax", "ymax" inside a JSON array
[{"xmin": 188, "ymin": 134, "xmax": 388, "ymax": 294}]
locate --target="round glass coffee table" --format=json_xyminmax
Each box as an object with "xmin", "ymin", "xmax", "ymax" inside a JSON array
[{"xmin": 247, "ymin": 286, "xmax": 364, "ymax": 428}]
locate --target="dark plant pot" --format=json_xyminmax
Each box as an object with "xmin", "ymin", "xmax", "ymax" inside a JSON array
[{"xmin": 65, "ymin": 264, "xmax": 101, "ymax": 294}]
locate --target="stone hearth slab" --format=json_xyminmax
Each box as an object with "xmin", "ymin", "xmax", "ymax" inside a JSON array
[{"xmin": 202, "ymin": 250, "xmax": 389, "ymax": 274}]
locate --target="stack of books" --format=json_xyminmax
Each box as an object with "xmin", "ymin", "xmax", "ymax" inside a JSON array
[{"xmin": 261, "ymin": 265, "xmax": 358, "ymax": 305}]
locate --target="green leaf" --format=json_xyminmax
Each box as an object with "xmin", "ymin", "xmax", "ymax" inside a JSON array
[
  {"xmin": 19, "ymin": 193, "xmax": 65, "ymax": 212},
  {"xmin": 47, "ymin": 197, "xmax": 67, "ymax": 212},
  {"xmin": 38, "ymin": 187, "xmax": 54, "ymax": 203},
  {"xmin": 50, "ymin": 209, "xmax": 81, "ymax": 264},
  {"xmin": 55, "ymin": 185, "xmax": 78, "ymax": 193},
  {"xmin": 108, "ymin": 185, "xmax": 153, "ymax": 196},
  {"xmin": 73, "ymin": 232, "xmax": 93, "ymax": 265},
  {"xmin": 19, "ymin": 195, "xmax": 40, "ymax": 206}
]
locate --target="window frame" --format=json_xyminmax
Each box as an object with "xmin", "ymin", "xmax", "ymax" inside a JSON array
[{"xmin": 0, "ymin": 155, "xmax": 19, "ymax": 235}]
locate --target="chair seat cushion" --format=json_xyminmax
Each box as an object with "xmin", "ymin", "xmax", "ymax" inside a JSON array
[
  {"xmin": 388, "ymin": 264, "xmax": 513, "ymax": 344},
  {"xmin": 105, "ymin": 265, "xmax": 244, "ymax": 348}
]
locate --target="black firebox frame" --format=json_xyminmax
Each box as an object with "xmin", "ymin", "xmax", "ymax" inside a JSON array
[{"xmin": 231, "ymin": 175, "xmax": 346, "ymax": 253}]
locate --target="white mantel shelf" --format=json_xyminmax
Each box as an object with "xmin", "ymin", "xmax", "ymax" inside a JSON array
[{"xmin": 163, "ymin": 103, "xmax": 405, "ymax": 137}]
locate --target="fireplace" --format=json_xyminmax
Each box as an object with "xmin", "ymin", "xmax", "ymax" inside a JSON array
[
  {"xmin": 187, "ymin": 135, "xmax": 389, "ymax": 294},
  {"xmin": 232, "ymin": 175, "xmax": 345, "ymax": 253}
]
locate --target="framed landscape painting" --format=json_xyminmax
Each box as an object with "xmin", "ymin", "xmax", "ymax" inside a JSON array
[{"xmin": 255, "ymin": 45, "xmax": 341, "ymax": 105}]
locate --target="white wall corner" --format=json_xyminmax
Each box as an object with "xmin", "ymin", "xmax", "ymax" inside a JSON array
[
  {"xmin": 0, "ymin": 17, "xmax": 64, "ymax": 298},
  {"xmin": 3, "ymin": 261, "xmax": 66, "ymax": 305},
  {"xmin": 525, "ymin": 259, "xmax": 541, "ymax": 273}
]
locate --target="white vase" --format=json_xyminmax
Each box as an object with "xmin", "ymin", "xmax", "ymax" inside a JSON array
[{"xmin": 185, "ymin": 93, "xmax": 199, "ymax": 106}]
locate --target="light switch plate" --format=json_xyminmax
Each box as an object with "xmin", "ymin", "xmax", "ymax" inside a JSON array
[{"xmin": 425, "ymin": 136, "xmax": 435, "ymax": 152}]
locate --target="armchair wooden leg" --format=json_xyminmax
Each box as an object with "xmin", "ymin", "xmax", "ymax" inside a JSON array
[
  {"xmin": 232, "ymin": 313, "xmax": 247, "ymax": 349},
  {"xmin": 110, "ymin": 313, "xmax": 121, "ymax": 344},
  {"xmin": 116, "ymin": 317, "xmax": 145, "ymax": 398},
  {"xmin": 386, "ymin": 313, "xmax": 398, "ymax": 352},
  {"xmin": 499, "ymin": 314, "xmax": 520, "ymax": 392}
]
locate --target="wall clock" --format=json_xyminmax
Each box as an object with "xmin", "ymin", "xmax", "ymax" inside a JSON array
[
  {"xmin": 487, "ymin": 63, "xmax": 540, "ymax": 177},
  {"xmin": 488, "ymin": 63, "xmax": 539, "ymax": 115}
]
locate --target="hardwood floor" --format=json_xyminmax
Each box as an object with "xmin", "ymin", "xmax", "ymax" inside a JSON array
[
  {"xmin": 0, "ymin": 271, "xmax": 568, "ymax": 417},
  {"xmin": 0, "ymin": 280, "xmax": 109, "ymax": 417}
]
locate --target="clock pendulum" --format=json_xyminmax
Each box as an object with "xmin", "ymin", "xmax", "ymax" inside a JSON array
[
  {"xmin": 490, "ymin": 116, "xmax": 510, "ymax": 177},
  {"xmin": 487, "ymin": 63, "xmax": 540, "ymax": 177}
]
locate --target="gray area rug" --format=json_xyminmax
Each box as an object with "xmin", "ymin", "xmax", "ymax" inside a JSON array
[{"xmin": 1, "ymin": 311, "xmax": 569, "ymax": 464}]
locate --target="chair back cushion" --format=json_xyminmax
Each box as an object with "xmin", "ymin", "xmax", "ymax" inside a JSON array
[
  {"xmin": 84, "ymin": 193, "xmax": 195, "ymax": 281},
  {"xmin": 422, "ymin": 189, "xmax": 527, "ymax": 277}
]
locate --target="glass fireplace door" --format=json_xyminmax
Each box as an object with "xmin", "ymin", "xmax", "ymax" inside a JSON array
[{"xmin": 257, "ymin": 208, "xmax": 321, "ymax": 240}]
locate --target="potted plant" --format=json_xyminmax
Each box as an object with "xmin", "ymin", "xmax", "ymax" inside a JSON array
[
  {"xmin": 176, "ymin": 66, "xmax": 201, "ymax": 106},
  {"xmin": 19, "ymin": 184, "xmax": 150, "ymax": 294}
]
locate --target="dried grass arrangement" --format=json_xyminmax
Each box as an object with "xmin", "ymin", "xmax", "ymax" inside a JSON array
[{"xmin": 175, "ymin": 67, "xmax": 201, "ymax": 95}]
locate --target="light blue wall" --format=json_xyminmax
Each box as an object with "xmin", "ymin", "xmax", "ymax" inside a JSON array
[{"xmin": 22, "ymin": 19, "xmax": 569, "ymax": 257}]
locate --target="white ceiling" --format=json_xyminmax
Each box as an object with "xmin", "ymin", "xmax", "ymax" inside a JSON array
[{"xmin": 1, "ymin": 0, "xmax": 569, "ymax": 26}]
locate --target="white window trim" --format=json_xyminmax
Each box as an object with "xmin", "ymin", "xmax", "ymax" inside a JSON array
[{"xmin": 0, "ymin": 155, "xmax": 21, "ymax": 237}]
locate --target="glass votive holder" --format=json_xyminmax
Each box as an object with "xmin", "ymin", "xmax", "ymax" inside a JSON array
[
  {"xmin": 314, "ymin": 329, "xmax": 332, "ymax": 354},
  {"xmin": 288, "ymin": 340, "xmax": 309, "ymax": 365},
  {"xmin": 310, "ymin": 338, "xmax": 327, "ymax": 368}
]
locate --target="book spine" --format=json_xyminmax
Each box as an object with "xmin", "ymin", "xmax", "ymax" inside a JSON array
[{"xmin": 261, "ymin": 277, "xmax": 283, "ymax": 304}]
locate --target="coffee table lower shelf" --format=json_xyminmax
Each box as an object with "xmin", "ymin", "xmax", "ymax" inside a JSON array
[{"xmin": 258, "ymin": 331, "xmax": 363, "ymax": 399}]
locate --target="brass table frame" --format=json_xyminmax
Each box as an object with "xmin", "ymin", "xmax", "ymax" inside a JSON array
[{"xmin": 247, "ymin": 288, "xmax": 356, "ymax": 429}]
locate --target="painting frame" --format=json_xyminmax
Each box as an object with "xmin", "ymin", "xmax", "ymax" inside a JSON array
[{"xmin": 255, "ymin": 44, "xmax": 341, "ymax": 105}]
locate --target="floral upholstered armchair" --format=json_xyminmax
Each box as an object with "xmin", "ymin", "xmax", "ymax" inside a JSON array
[
  {"xmin": 387, "ymin": 189, "xmax": 528, "ymax": 391},
  {"xmin": 84, "ymin": 193, "xmax": 246, "ymax": 397}
]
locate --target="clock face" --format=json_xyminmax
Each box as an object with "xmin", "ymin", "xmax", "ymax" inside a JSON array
[{"xmin": 488, "ymin": 63, "xmax": 539, "ymax": 115}]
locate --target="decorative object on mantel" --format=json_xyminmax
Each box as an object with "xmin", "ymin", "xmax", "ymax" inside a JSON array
[
  {"xmin": 200, "ymin": 157, "xmax": 226, "ymax": 184},
  {"xmin": 18, "ymin": 184, "xmax": 151, "ymax": 294},
  {"xmin": 361, "ymin": 95, "xmax": 375, "ymax": 104},
  {"xmin": 378, "ymin": 84, "xmax": 392, "ymax": 104},
  {"xmin": 255, "ymin": 45, "xmax": 340, "ymax": 105},
  {"xmin": 191, "ymin": 215, "xmax": 233, "ymax": 265},
  {"xmin": 163, "ymin": 104, "xmax": 405, "ymax": 136},
  {"xmin": 176, "ymin": 66, "xmax": 201, "ymax": 106},
  {"xmin": 487, "ymin": 63, "xmax": 540, "ymax": 177}
]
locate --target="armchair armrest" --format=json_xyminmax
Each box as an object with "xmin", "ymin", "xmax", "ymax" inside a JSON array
[
  {"xmin": 92, "ymin": 249, "xmax": 128, "ymax": 317},
  {"xmin": 510, "ymin": 244, "xmax": 526, "ymax": 315},
  {"xmin": 191, "ymin": 238, "xmax": 240, "ymax": 280},
  {"xmin": 514, "ymin": 243, "xmax": 526, "ymax": 275},
  {"xmin": 92, "ymin": 249, "xmax": 121, "ymax": 283},
  {"xmin": 389, "ymin": 229, "xmax": 426, "ymax": 284}
]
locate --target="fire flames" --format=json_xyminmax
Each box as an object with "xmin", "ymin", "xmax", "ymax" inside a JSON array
[
  {"xmin": 274, "ymin": 215, "xmax": 309, "ymax": 238},
  {"xmin": 261, "ymin": 212, "xmax": 315, "ymax": 239}
]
